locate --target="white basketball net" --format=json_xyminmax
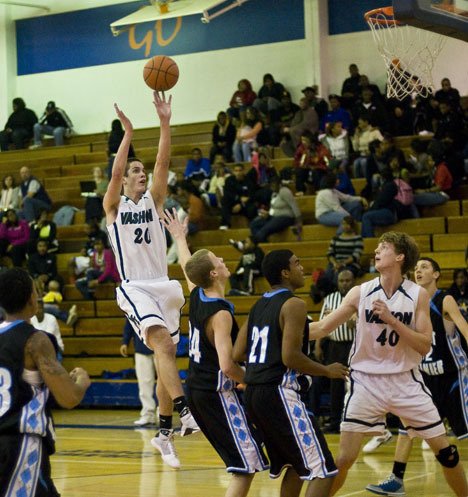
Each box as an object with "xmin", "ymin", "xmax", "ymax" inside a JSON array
[{"xmin": 365, "ymin": 7, "xmax": 446, "ymax": 100}]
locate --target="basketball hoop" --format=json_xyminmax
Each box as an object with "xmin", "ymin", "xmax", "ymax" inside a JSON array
[{"xmin": 365, "ymin": 7, "xmax": 446, "ymax": 100}]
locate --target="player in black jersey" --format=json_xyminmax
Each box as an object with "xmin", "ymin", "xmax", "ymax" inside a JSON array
[
  {"xmin": 0, "ymin": 268, "xmax": 90, "ymax": 497},
  {"xmin": 163, "ymin": 210, "xmax": 268, "ymax": 496},
  {"xmin": 366, "ymin": 256, "xmax": 468, "ymax": 497},
  {"xmin": 233, "ymin": 249, "xmax": 349, "ymax": 497}
]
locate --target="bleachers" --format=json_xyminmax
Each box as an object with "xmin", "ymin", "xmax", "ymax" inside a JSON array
[{"xmin": 1, "ymin": 126, "xmax": 466, "ymax": 389}]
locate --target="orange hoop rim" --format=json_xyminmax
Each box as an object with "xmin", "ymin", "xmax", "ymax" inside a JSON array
[{"xmin": 364, "ymin": 6, "xmax": 403, "ymax": 26}]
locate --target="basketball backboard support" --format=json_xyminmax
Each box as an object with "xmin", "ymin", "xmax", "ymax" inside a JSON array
[
  {"xmin": 393, "ymin": 0, "xmax": 468, "ymax": 41},
  {"xmin": 110, "ymin": 0, "xmax": 249, "ymax": 36}
]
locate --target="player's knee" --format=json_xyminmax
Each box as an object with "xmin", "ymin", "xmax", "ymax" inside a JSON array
[
  {"xmin": 435, "ymin": 444, "xmax": 459, "ymax": 468},
  {"xmin": 336, "ymin": 452, "xmax": 357, "ymax": 470}
]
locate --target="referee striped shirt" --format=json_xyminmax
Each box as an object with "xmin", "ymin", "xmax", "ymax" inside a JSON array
[{"xmin": 319, "ymin": 291, "xmax": 355, "ymax": 342}]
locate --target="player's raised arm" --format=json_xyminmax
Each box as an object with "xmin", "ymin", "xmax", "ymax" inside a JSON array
[
  {"xmin": 162, "ymin": 208, "xmax": 196, "ymax": 292},
  {"xmin": 309, "ymin": 285, "xmax": 360, "ymax": 339},
  {"xmin": 150, "ymin": 91, "xmax": 172, "ymax": 211},
  {"xmin": 103, "ymin": 104, "xmax": 133, "ymax": 223}
]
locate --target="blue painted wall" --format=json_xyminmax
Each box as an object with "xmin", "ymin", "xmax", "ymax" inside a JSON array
[
  {"xmin": 16, "ymin": 0, "xmax": 304, "ymax": 75},
  {"xmin": 328, "ymin": 0, "xmax": 382, "ymax": 35}
]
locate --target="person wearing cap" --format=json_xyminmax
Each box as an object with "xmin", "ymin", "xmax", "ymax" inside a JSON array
[
  {"xmin": 30, "ymin": 101, "xmax": 73, "ymax": 148},
  {"xmin": 302, "ymin": 86, "xmax": 328, "ymax": 120}
]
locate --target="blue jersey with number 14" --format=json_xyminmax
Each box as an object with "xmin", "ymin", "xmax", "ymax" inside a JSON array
[{"xmin": 107, "ymin": 192, "xmax": 167, "ymax": 281}]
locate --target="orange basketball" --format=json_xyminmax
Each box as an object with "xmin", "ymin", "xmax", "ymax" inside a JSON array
[{"xmin": 143, "ymin": 55, "xmax": 179, "ymax": 91}]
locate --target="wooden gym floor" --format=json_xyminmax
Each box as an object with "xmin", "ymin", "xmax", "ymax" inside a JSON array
[{"xmin": 51, "ymin": 409, "xmax": 467, "ymax": 497}]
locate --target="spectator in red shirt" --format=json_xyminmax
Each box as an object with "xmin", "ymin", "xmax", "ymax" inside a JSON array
[{"xmin": 227, "ymin": 79, "xmax": 256, "ymax": 121}]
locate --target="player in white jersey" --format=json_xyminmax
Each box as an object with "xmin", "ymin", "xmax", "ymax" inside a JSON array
[
  {"xmin": 103, "ymin": 92, "xmax": 199, "ymax": 468},
  {"xmin": 309, "ymin": 232, "xmax": 467, "ymax": 497}
]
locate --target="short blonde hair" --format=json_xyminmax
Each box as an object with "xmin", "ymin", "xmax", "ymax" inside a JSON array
[
  {"xmin": 185, "ymin": 250, "xmax": 214, "ymax": 289},
  {"xmin": 379, "ymin": 231, "xmax": 420, "ymax": 275}
]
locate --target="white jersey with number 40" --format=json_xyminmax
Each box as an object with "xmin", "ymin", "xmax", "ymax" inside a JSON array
[
  {"xmin": 350, "ymin": 277, "xmax": 422, "ymax": 374},
  {"xmin": 107, "ymin": 192, "xmax": 167, "ymax": 282}
]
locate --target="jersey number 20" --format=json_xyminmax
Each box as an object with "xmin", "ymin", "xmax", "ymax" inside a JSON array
[{"xmin": 133, "ymin": 228, "xmax": 151, "ymax": 244}]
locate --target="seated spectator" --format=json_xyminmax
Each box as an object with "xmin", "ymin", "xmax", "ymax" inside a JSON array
[
  {"xmin": 184, "ymin": 147, "xmax": 211, "ymax": 185},
  {"xmin": 68, "ymin": 246, "xmax": 91, "ymax": 284},
  {"xmin": 19, "ymin": 166, "xmax": 52, "ymax": 222},
  {"xmin": 408, "ymin": 138, "xmax": 431, "ymax": 188},
  {"xmin": 281, "ymin": 97, "xmax": 319, "ymax": 155},
  {"xmin": 352, "ymin": 87, "xmax": 390, "ymax": 131},
  {"xmin": 30, "ymin": 101, "xmax": 73, "ymax": 148},
  {"xmin": 0, "ymin": 174, "xmax": 21, "ymax": 212},
  {"xmin": 351, "ymin": 114, "xmax": 384, "ymax": 178},
  {"xmin": 209, "ymin": 111, "xmax": 236, "ymax": 163},
  {"xmin": 388, "ymin": 102, "xmax": 414, "ymax": 136},
  {"xmin": 0, "ymin": 98, "xmax": 37, "ymax": 151},
  {"xmin": 232, "ymin": 107, "xmax": 263, "ymax": 163},
  {"xmin": 107, "ymin": 118, "xmax": 136, "ymax": 179},
  {"xmin": 315, "ymin": 172, "xmax": 366, "ymax": 228},
  {"xmin": 434, "ymin": 101, "xmax": 464, "ymax": 149},
  {"xmin": 358, "ymin": 75, "xmax": 383, "ymax": 102},
  {"xmin": 447, "ymin": 268, "xmax": 468, "ymax": 321},
  {"xmin": 361, "ymin": 169, "xmax": 398, "ymax": 238},
  {"xmin": 30, "ymin": 298, "xmax": 66, "ymax": 359},
  {"xmin": 315, "ymin": 216, "xmax": 364, "ymax": 297},
  {"xmin": 269, "ymin": 91, "xmax": 300, "ymax": 146},
  {"xmin": 0, "ymin": 209, "xmax": 29, "ymax": 267},
  {"xmin": 251, "ymin": 150, "xmax": 279, "ymax": 189},
  {"xmin": 228, "ymin": 236, "xmax": 264, "ymax": 296},
  {"xmin": 253, "ymin": 73, "xmax": 285, "ymax": 117},
  {"xmin": 84, "ymin": 219, "xmax": 108, "ymax": 254},
  {"xmin": 176, "ymin": 181, "xmax": 206, "ymax": 235},
  {"xmin": 201, "ymin": 157, "xmax": 230, "ymax": 208},
  {"xmin": 341, "ymin": 63, "xmax": 361, "ymax": 108},
  {"xmin": 27, "ymin": 209, "xmax": 58, "ymax": 254},
  {"xmin": 219, "ymin": 163, "xmax": 257, "ymax": 229},
  {"xmin": 227, "ymin": 79, "xmax": 256, "ymax": 121},
  {"xmin": 85, "ymin": 166, "xmax": 108, "ymax": 223},
  {"xmin": 302, "ymin": 86, "xmax": 328, "ymax": 121},
  {"xmin": 43, "ymin": 280, "xmax": 78, "ymax": 327},
  {"xmin": 320, "ymin": 121, "xmax": 350, "ymax": 165},
  {"xmin": 76, "ymin": 239, "xmax": 120, "ymax": 300},
  {"xmin": 435, "ymin": 78, "xmax": 461, "ymax": 110},
  {"xmin": 293, "ymin": 132, "xmax": 331, "ymax": 194},
  {"xmin": 413, "ymin": 141, "xmax": 453, "ymax": 206},
  {"xmin": 249, "ymin": 177, "xmax": 301, "ymax": 243},
  {"xmin": 28, "ymin": 239, "xmax": 61, "ymax": 295},
  {"xmin": 321, "ymin": 94, "xmax": 352, "ymax": 132}
]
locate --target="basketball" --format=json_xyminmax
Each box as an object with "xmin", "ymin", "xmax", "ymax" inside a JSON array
[{"xmin": 143, "ymin": 55, "xmax": 179, "ymax": 91}]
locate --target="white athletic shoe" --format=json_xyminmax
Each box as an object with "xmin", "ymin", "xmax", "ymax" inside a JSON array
[
  {"xmin": 134, "ymin": 416, "xmax": 155, "ymax": 426},
  {"xmin": 179, "ymin": 411, "xmax": 200, "ymax": 437},
  {"xmin": 151, "ymin": 433, "xmax": 180, "ymax": 469},
  {"xmin": 363, "ymin": 429, "xmax": 393, "ymax": 453},
  {"xmin": 421, "ymin": 439, "xmax": 430, "ymax": 450}
]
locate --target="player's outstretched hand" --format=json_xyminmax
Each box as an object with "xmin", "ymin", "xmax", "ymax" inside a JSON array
[
  {"xmin": 162, "ymin": 207, "xmax": 188, "ymax": 239},
  {"xmin": 153, "ymin": 91, "xmax": 172, "ymax": 122},
  {"xmin": 326, "ymin": 362, "xmax": 349, "ymax": 380},
  {"xmin": 114, "ymin": 103, "xmax": 133, "ymax": 133},
  {"xmin": 69, "ymin": 367, "xmax": 91, "ymax": 389}
]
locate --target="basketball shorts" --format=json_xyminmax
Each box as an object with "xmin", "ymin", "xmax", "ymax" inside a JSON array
[
  {"xmin": 341, "ymin": 369, "xmax": 446, "ymax": 439},
  {"xmin": 116, "ymin": 277, "xmax": 185, "ymax": 347},
  {"xmin": 186, "ymin": 387, "xmax": 269, "ymax": 474},
  {"xmin": 244, "ymin": 384, "xmax": 337, "ymax": 481},
  {"xmin": 0, "ymin": 434, "xmax": 60, "ymax": 497},
  {"xmin": 421, "ymin": 370, "xmax": 468, "ymax": 439}
]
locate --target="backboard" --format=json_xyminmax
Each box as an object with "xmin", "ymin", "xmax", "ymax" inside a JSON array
[{"xmin": 393, "ymin": 0, "xmax": 468, "ymax": 41}]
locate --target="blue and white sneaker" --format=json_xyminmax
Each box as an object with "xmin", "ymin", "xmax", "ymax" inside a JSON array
[{"xmin": 366, "ymin": 473, "xmax": 406, "ymax": 496}]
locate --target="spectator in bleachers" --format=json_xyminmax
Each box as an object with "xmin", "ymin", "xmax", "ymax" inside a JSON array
[
  {"xmin": 253, "ymin": 73, "xmax": 285, "ymax": 118},
  {"xmin": 67, "ymin": 246, "xmax": 91, "ymax": 284},
  {"xmin": 219, "ymin": 163, "xmax": 257, "ymax": 230},
  {"xmin": 293, "ymin": 131, "xmax": 331, "ymax": 195},
  {"xmin": 269, "ymin": 91, "xmax": 299, "ymax": 146},
  {"xmin": 209, "ymin": 111, "xmax": 236, "ymax": 163},
  {"xmin": 251, "ymin": 149, "xmax": 279, "ymax": 189},
  {"xmin": 321, "ymin": 94, "xmax": 352, "ymax": 132},
  {"xmin": 201, "ymin": 156, "xmax": 230, "ymax": 208},
  {"xmin": 85, "ymin": 166, "xmax": 108, "ymax": 223},
  {"xmin": 315, "ymin": 172, "xmax": 366, "ymax": 228},
  {"xmin": 360, "ymin": 168, "xmax": 398, "ymax": 238},
  {"xmin": 358, "ymin": 75, "xmax": 383, "ymax": 102},
  {"xmin": 434, "ymin": 101, "xmax": 465, "ymax": 150},
  {"xmin": 408, "ymin": 138, "xmax": 431, "ymax": 185},
  {"xmin": 176, "ymin": 181, "xmax": 206, "ymax": 235},
  {"xmin": 413, "ymin": 142, "xmax": 453, "ymax": 207},
  {"xmin": 282, "ymin": 97, "xmax": 319, "ymax": 155},
  {"xmin": 27, "ymin": 209, "xmax": 58, "ymax": 254},
  {"xmin": 228, "ymin": 235, "xmax": 264, "ymax": 296},
  {"xmin": 352, "ymin": 87, "xmax": 389, "ymax": 131},
  {"xmin": 43, "ymin": 280, "xmax": 78, "ymax": 327},
  {"xmin": 75, "ymin": 238, "xmax": 120, "ymax": 300},
  {"xmin": 227, "ymin": 79, "xmax": 256, "ymax": 121},
  {"xmin": 29, "ymin": 101, "xmax": 73, "ymax": 149},
  {"xmin": 302, "ymin": 86, "xmax": 328, "ymax": 121},
  {"xmin": 0, "ymin": 98, "xmax": 37, "ymax": 151},
  {"xmin": 351, "ymin": 114, "xmax": 384, "ymax": 178},
  {"xmin": 249, "ymin": 177, "xmax": 301, "ymax": 243},
  {"xmin": 0, "ymin": 209, "xmax": 29, "ymax": 267},
  {"xmin": 183, "ymin": 147, "xmax": 211, "ymax": 192},
  {"xmin": 28, "ymin": 239, "xmax": 60, "ymax": 296},
  {"xmin": 447, "ymin": 268, "xmax": 468, "ymax": 321},
  {"xmin": 435, "ymin": 78, "xmax": 461, "ymax": 110},
  {"xmin": 320, "ymin": 121, "xmax": 350, "ymax": 166},
  {"xmin": 341, "ymin": 63, "xmax": 361, "ymax": 108},
  {"xmin": 18, "ymin": 166, "xmax": 52, "ymax": 222},
  {"xmin": 232, "ymin": 106, "xmax": 263, "ymax": 163},
  {"xmin": 107, "ymin": 118, "xmax": 136, "ymax": 179},
  {"xmin": 30, "ymin": 298, "xmax": 65, "ymax": 360},
  {"xmin": 0, "ymin": 174, "xmax": 21, "ymax": 212},
  {"xmin": 361, "ymin": 139, "xmax": 387, "ymax": 199},
  {"xmin": 388, "ymin": 102, "xmax": 414, "ymax": 136}
]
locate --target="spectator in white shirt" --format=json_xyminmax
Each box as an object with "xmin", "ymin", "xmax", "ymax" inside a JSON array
[{"xmin": 30, "ymin": 299, "xmax": 64, "ymax": 360}]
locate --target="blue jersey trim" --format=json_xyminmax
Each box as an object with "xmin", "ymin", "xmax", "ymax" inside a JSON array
[
  {"xmin": 0, "ymin": 320, "xmax": 24, "ymax": 334},
  {"xmin": 198, "ymin": 287, "xmax": 234, "ymax": 313},
  {"xmin": 263, "ymin": 288, "xmax": 290, "ymax": 298},
  {"xmin": 430, "ymin": 290, "xmax": 442, "ymax": 317}
]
